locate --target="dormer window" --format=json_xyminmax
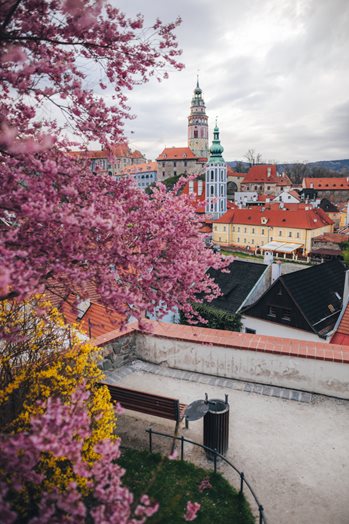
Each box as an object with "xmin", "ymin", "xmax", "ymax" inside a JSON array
[{"xmin": 261, "ymin": 217, "xmax": 268, "ymax": 224}]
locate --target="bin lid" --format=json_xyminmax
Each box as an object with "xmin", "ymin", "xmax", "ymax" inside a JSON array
[{"xmin": 185, "ymin": 400, "xmax": 209, "ymax": 421}]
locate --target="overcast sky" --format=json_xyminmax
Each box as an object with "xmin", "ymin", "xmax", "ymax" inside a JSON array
[{"xmin": 116, "ymin": 0, "xmax": 349, "ymax": 163}]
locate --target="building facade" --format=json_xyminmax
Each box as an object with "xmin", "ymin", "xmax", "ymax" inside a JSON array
[
  {"xmin": 240, "ymin": 165, "xmax": 292, "ymax": 195},
  {"xmin": 69, "ymin": 144, "xmax": 145, "ymax": 176},
  {"xmin": 211, "ymin": 203, "xmax": 334, "ymax": 256},
  {"xmin": 156, "ymin": 147, "xmax": 203, "ymax": 181},
  {"xmin": 118, "ymin": 161, "xmax": 157, "ymax": 190},
  {"xmin": 302, "ymin": 177, "xmax": 349, "ymax": 203},
  {"xmin": 187, "ymin": 78, "xmax": 209, "ymax": 158},
  {"xmin": 205, "ymin": 124, "xmax": 227, "ymax": 219}
]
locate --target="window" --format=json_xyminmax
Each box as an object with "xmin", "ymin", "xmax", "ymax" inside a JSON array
[
  {"xmin": 237, "ymin": 237, "xmax": 240, "ymax": 242},
  {"xmin": 252, "ymin": 228, "xmax": 255, "ymax": 234},
  {"xmin": 238, "ymin": 227, "xmax": 240, "ymax": 232},
  {"xmin": 174, "ymin": 161, "xmax": 176, "ymax": 167},
  {"xmin": 245, "ymin": 328, "xmax": 256, "ymax": 334},
  {"xmin": 254, "ymin": 186, "xmax": 257, "ymax": 190},
  {"xmin": 244, "ymin": 238, "xmax": 246, "ymax": 243},
  {"xmin": 279, "ymin": 230, "xmax": 282, "ymax": 236},
  {"xmin": 296, "ymin": 232, "xmax": 300, "ymax": 238},
  {"xmin": 288, "ymin": 231, "xmax": 292, "ymax": 238},
  {"xmin": 252, "ymin": 239, "xmax": 254, "ymax": 244},
  {"xmin": 184, "ymin": 160, "xmax": 187, "ymax": 167},
  {"xmin": 174, "ymin": 171, "xmax": 177, "ymax": 176},
  {"xmin": 281, "ymin": 309, "xmax": 291, "ymax": 322},
  {"xmin": 233, "ymin": 226, "xmax": 235, "ymax": 232},
  {"xmin": 267, "ymin": 186, "xmax": 270, "ymax": 190},
  {"xmin": 262, "ymin": 229, "xmax": 265, "ymax": 235},
  {"xmin": 223, "ymin": 226, "xmax": 226, "ymax": 232},
  {"xmin": 268, "ymin": 306, "xmax": 277, "ymax": 318},
  {"xmin": 194, "ymin": 130, "xmax": 198, "ymax": 138},
  {"xmin": 162, "ymin": 162, "xmax": 165, "ymax": 167},
  {"xmin": 244, "ymin": 227, "xmax": 247, "ymax": 233},
  {"xmin": 162, "ymin": 171, "xmax": 165, "ymax": 177}
]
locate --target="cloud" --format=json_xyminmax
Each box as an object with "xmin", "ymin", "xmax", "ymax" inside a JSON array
[{"xmin": 115, "ymin": 0, "xmax": 349, "ymax": 162}]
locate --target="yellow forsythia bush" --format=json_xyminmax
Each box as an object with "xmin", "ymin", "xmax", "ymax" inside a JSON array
[{"xmin": 0, "ymin": 296, "xmax": 116, "ymax": 489}]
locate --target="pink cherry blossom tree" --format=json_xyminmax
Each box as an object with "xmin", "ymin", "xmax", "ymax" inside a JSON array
[{"xmin": 0, "ymin": 0, "xmax": 225, "ymax": 322}]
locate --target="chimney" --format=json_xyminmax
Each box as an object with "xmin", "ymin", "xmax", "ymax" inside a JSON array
[
  {"xmin": 264, "ymin": 251, "xmax": 274, "ymax": 265},
  {"xmin": 271, "ymin": 261, "xmax": 282, "ymax": 283},
  {"xmin": 344, "ymin": 270, "xmax": 349, "ymax": 301}
]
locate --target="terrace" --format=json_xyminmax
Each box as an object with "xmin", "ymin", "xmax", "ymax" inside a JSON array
[{"xmin": 94, "ymin": 321, "xmax": 349, "ymax": 524}]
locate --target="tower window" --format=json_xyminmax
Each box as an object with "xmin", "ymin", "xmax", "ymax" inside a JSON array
[{"xmin": 194, "ymin": 130, "xmax": 198, "ymax": 138}]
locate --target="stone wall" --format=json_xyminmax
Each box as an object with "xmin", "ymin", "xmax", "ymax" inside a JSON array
[
  {"xmin": 95, "ymin": 321, "xmax": 349, "ymax": 399},
  {"xmin": 98, "ymin": 332, "xmax": 136, "ymax": 371},
  {"xmin": 135, "ymin": 332, "xmax": 349, "ymax": 399}
]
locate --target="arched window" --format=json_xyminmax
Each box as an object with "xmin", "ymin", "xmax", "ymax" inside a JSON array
[{"xmin": 194, "ymin": 129, "xmax": 198, "ymax": 138}]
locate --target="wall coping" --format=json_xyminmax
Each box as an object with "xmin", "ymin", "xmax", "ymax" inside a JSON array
[{"xmin": 93, "ymin": 320, "xmax": 349, "ymax": 364}]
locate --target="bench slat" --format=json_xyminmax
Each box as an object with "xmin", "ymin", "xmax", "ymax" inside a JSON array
[{"xmin": 101, "ymin": 383, "xmax": 186, "ymax": 422}]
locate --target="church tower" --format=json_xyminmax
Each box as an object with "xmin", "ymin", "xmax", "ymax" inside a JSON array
[
  {"xmin": 205, "ymin": 122, "xmax": 227, "ymax": 219},
  {"xmin": 188, "ymin": 77, "xmax": 209, "ymax": 158}
]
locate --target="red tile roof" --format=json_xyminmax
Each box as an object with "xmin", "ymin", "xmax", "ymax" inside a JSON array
[
  {"xmin": 69, "ymin": 144, "xmax": 144, "ymax": 160},
  {"xmin": 157, "ymin": 147, "xmax": 198, "ymax": 161},
  {"xmin": 119, "ymin": 161, "xmax": 157, "ymax": 176},
  {"xmin": 331, "ymin": 301, "xmax": 349, "ymax": 345},
  {"xmin": 61, "ymin": 301, "xmax": 124, "ymax": 338},
  {"xmin": 312, "ymin": 233, "xmax": 349, "ymax": 244},
  {"xmin": 213, "ymin": 204, "xmax": 334, "ymax": 229},
  {"xmin": 45, "ymin": 282, "xmax": 125, "ymax": 338},
  {"xmin": 242, "ymin": 165, "xmax": 291, "ymax": 186},
  {"xmin": 288, "ymin": 190, "xmax": 301, "ymax": 200},
  {"xmin": 303, "ymin": 177, "xmax": 349, "ymax": 190}
]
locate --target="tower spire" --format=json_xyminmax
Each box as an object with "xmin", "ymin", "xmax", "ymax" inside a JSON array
[
  {"xmin": 187, "ymin": 77, "xmax": 209, "ymax": 158},
  {"xmin": 205, "ymin": 120, "xmax": 227, "ymax": 219}
]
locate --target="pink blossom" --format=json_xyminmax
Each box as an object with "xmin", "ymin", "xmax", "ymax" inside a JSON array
[
  {"xmin": 168, "ymin": 449, "xmax": 178, "ymax": 460},
  {"xmin": 198, "ymin": 477, "xmax": 212, "ymax": 492},
  {"xmin": 184, "ymin": 501, "xmax": 201, "ymax": 521}
]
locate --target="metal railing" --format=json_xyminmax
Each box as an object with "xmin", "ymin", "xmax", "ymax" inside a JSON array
[{"xmin": 146, "ymin": 428, "xmax": 267, "ymax": 524}]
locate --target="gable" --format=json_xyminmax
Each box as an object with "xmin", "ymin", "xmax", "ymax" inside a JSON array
[{"xmin": 205, "ymin": 260, "xmax": 268, "ymax": 314}]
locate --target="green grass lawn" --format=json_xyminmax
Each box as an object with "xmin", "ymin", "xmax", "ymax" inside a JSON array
[{"xmin": 119, "ymin": 448, "xmax": 255, "ymax": 524}]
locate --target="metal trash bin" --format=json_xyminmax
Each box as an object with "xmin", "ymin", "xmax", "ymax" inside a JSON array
[{"xmin": 203, "ymin": 395, "xmax": 229, "ymax": 460}]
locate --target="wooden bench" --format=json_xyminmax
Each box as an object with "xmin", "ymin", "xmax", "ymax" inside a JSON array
[{"xmin": 102, "ymin": 383, "xmax": 187, "ymax": 423}]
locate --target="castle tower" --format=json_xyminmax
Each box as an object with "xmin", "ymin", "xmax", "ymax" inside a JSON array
[
  {"xmin": 188, "ymin": 77, "xmax": 209, "ymax": 158},
  {"xmin": 205, "ymin": 122, "xmax": 227, "ymax": 219}
]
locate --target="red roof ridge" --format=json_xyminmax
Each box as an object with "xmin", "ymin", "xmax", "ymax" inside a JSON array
[{"xmin": 157, "ymin": 146, "xmax": 198, "ymax": 161}]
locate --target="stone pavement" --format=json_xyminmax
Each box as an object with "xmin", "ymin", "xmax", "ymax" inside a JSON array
[
  {"xmin": 107, "ymin": 360, "xmax": 349, "ymax": 524},
  {"xmin": 105, "ymin": 359, "xmax": 313, "ymax": 403}
]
